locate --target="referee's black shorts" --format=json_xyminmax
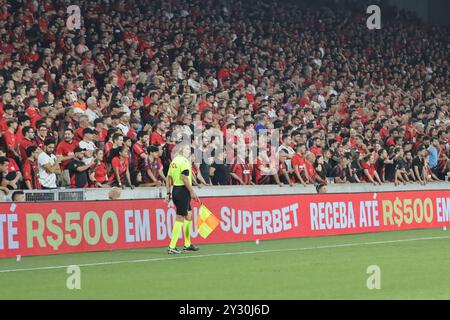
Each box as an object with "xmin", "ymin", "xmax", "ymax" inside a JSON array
[{"xmin": 172, "ymin": 186, "xmax": 191, "ymax": 216}]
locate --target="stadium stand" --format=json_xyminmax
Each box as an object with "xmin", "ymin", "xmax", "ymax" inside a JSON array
[{"xmin": 0, "ymin": 0, "xmax": 448, "ymax": 198}]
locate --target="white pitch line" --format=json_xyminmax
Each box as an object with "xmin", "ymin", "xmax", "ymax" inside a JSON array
[{"xmin": 0, "ymin": 235, "xmax": 449, "ymax": 274}]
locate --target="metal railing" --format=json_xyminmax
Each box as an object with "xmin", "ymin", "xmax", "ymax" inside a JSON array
[{"xmin": 23, "ymin": 189, "xmax": 85, "ymax": 202}]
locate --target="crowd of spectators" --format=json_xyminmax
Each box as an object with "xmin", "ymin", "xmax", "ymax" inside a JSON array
[{"xmin": 0, "ymin": 0, "xmax": 449, "ymax": 197}]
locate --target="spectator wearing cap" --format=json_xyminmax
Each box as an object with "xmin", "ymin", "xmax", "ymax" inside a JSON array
[
  {"xmin": 37, "ymin": 138, "xmax": 61, "ymax": 189},
  {"xmin": 79, "ymin": 127, "xmax": 97, "ymax": 165},
  {"xmin": 67, "ymin": 147, "xmax": 96, "ymax": 188},
  {"xmin": 22, "ymin": 146, "xmax": 41, "ymax": 190}
]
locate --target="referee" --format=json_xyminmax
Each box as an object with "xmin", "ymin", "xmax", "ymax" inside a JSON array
[{"xmin": 165, "ymin": 145, "xmax": 200, "ymax": 254}]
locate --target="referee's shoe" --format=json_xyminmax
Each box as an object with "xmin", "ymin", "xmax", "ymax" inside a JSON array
[
  {"xmin": 167, "ymin": 247, "xmax": 183, "ymax": 254},
  {"xmin": 183, "ymin": 244, "xmax": 199, "ymax": 252}
]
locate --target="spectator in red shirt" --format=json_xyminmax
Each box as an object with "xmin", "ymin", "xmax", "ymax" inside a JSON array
[
  {"xmin": 25, "ymin": 96, "xmax": 41, "ymax": 128},
  {"xmin": 278, "ymin": 152, "xmax": 294, "ymax": 186},
  {"xmin": 15, "ymin": 115, "xmax": 31, "ymax": 146},
  {"xmin": 19, "ymin": 126, "xmax": 37, "ymax": 162},
  {"xmin": 254, "ymin": 152, "xmax": 283, "ymax": 186},
  {"xmin": 132, "ymin": 131, "xmax": 149, "ymax": 169},
  {"xmin": 35, "ymin": 123, "xmax": 48, "ymax": 150},
  {"xmin": 106, "ymin": 133, "xmax": 124, "ymax": 163},
  {"xmin": 141, "ymin": 145, "xmax": 165, "ymax": 187},
  {"xmin": 22, "ymin": 146, "xmax": 42, "ymax": 190},
  {"xmin": 309, "ymin": 137, "xmax": 324, "ymax": 157},
  {"xmin": 55, "ymin": 128, "xmax": 78, "ymax": 187},
  {"xmin": 361, "ymin": 154, "xmax": 383, "ymax": 185},
  {"xmin": 305, "ymin": 152, "xmax": 325, "ymax": 184},
  {"xmin": 4, "ymin": 118, "xmax": 19, "ymax": 160},
  {"xmin": 291, "ymin": 144, "xmax": 309, "ymax": 186},
  {"xmin": 109, "ymin": 146, "xmax": 134, "ymax": 189},
  {"xmin": 150, "ymin": 120, "xmax": 166, "ymax": 145},
  {"xmin": 0, "ymin": 156, "xmax": 21, "ymax": 191},
  {"xmin": 90, "ymin": 149, "xmax": 109, "ymax": 188},
  {"xmin": 229, "ymin": 154, "xmax": 254, "ymax": 185},
  {"xmin": 94, "ymin": 118, "xmax": 107, "ymax": 145}
]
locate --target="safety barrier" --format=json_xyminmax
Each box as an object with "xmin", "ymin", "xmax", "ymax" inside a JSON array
[{"xmin": 1, "ymin": 182, "xmax": 448, "ymax": 202}]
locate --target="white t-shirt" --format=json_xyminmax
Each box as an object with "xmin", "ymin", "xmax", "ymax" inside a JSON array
[
  {"xmin": 278, "ymin": 145, "xmax": 295, "ymax": 171},
  {"xmin": 116, "ymin": 123, "xmax": 129, "ymax": 136},
  {"xmin": 38, "ymin": 152, "xmax": 58, "ymax": 188},
  {"xmin": 79, "ymin": 140, "xmax": 96, "ymax": 151},
  {"xmin": 79, "ymin": 140, "xmax": 97, "ymax": 165},
  {"xmin": 85, "ymin": 108, "xmax": 99, "ymax": 123},
  {"xmin": 188, "ymin": 79, "xmax": 201, "ymax": 92}
]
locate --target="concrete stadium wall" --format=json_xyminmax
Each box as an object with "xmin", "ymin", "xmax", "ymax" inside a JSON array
[{"xmin": 84, "ymin": 182, "xmax": 450, "ymax": 201}]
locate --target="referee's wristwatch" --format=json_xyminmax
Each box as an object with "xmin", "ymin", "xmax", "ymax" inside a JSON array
[{"xmin": 166, "ymin": 192, "xmax": 171, "ymax": 200}]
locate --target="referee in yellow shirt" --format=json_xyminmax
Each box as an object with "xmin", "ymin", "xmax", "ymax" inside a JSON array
[{"xmin": 165, "ymin": 145, "xmax": 200, "ymax": 254}]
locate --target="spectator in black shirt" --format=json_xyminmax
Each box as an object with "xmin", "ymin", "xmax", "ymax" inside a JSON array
[
  {"xmin": 384, "ymin": 148, "xmax": 400, "ymax": 183},
  {"xmin": 412, "ymin": 146, "xmax": 427, "ymax": 185},
  {"xmin": 68, "ymin": 147, "xmax": 95, "ymax": 188},
  {"xmin": 211, "ymin": 151, "xmax": 231, "ymax": 185},
  {"xmin": 402, "ymin": 151, "xmax": 415, "ymax": 182},
  {"xmin": 330, "ymin": 156, "xmax": 350, "ymax": 183},
  {"xmin": 377, "ymin": 149, "xmax": 394, "ymax": 183},
  {"xmin": 349, "ymin": 150, "xmax": 362, "ymax": 183}
]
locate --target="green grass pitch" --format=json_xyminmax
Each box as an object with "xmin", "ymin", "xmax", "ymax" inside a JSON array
[{"xmin": 0, "ymin": 228, "xmax": 449, "ymax": 299}]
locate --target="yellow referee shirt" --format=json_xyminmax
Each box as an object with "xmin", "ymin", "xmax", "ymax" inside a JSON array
[{"xmin": 168, "ymin": 155, "xmax": 192, "ymax": 186}]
